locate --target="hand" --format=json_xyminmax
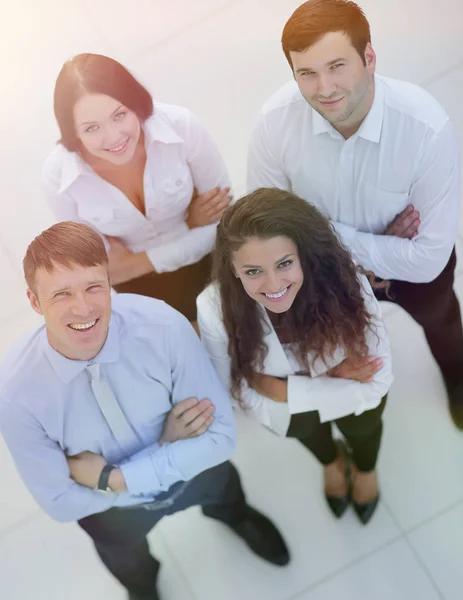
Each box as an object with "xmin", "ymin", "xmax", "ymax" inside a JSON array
[
  {"xmin": 186, "ymin": 187, "xmax": 232, "ymax": 229},
  {"xmin": 106, "ymin": 237, "xmax": 153, "ymax": 285},
  {"xmin": 385, "ymin": 204, "xmax": 420, "ymax": 239},
  {"xmin": 250, "ymin": 373, "xmax": 288, "ymax": 403},
  {"xmin": 159, "ymin": 397, "xmax": 215, "ymax": 445},
  {"xmin": 327, "ymin": 355, "xmax": 383, "ymax": 383},
  {"xmin": 66, "ymin": 451, "xmax": 107, "ymax": 489}
]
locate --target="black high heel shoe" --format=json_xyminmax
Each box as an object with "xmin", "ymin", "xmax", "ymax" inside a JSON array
[
  {"xmin": 352, "ymin": 495, "xmax": 380, "ymax": 525},
  {"xmin": 325, "ymin": 440, "xmax": 351, "ymax": 519}
]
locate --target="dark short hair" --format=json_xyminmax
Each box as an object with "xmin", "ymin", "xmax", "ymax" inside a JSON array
[{"xmin": 54, "ymin": 53, "xmax": 154, "ymax": 151}]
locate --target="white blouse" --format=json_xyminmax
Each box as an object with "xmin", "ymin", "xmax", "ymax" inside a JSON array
[
  {"xmin": 197, "ymin": 274, "xmax": 393, "ymax": 437},
  {"xmin": 42, "ymin": 103, "xmax": 232, "ymax": 274}
]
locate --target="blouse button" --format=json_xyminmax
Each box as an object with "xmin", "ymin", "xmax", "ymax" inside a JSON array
[{"xmin": 175, "ymin": 179, "xmax": 182, "ymax": 186}]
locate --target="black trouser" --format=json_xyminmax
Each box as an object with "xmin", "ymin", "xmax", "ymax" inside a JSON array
[
  {"xmin": 78, "ymin": 461, "xmax": 246, "ymax": 599},
  {"xmin": 374, "ymin": 247, "xmax": 463, "ymax": 383},
  {"xmin": 287, "ymin": 396, "xmax": 387, "ymax": 472}
]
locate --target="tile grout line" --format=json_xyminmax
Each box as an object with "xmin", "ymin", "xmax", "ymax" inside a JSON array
[
  {"xmin": 380, "ymin": 496, "xmax": 448, "ymax": 600},
  {"xmin": 153, "ymin": 525, "xmax": 202, "ymax": 600},
  {"xmin": 286, "ymin": 532, "xmax": 405, "ymax": 600},
  {"xmin": 403, "ymin": 536, "xmax": 446, "ymax": 600},
  {"xmin": 402, "ymin": 495, "xmax": 463, "ymax": 536},
  {"xmin": 122, "ymin": 0, "xmax": 243, "ymax": 64},
  {"xmin": 0, "ymin": 510, "xmax": 42, "ymax": 544},
  {"xmin": 420, "ymin": 58, "xmax": 463, "ymax": 88}
]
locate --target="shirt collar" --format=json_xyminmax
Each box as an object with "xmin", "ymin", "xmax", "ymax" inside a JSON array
[
  {"xmin": 58, "ymin": 107, "xmax": 184, "ymax": 194},
  {"xmin": 43, "ymin": 313, "xmax": 120, "ymax": 383},
  {"xmin": 312, "ymin": 74, "xmax": 384, "ymax": 143}
]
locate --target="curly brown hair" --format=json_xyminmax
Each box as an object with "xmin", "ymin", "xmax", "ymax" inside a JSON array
[{"xmin": 212, "ymin": 188, "xmax": 379, "ymax": 402}]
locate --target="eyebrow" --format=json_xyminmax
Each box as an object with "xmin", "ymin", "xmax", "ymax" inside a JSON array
[
  {"xmin": 80, "ymin": 104, "xmax": 123, "ymax": 126},
  {"xmin": 295, "ymin": 57, "xmax": 347, "ymax": 73},
  {"xmin": 49, "ymin": 279, "xmax": 107, "ymax": 295},
  {"xmin": 241, "ymin": 253, "xmax": 294, "ymax": 269}
]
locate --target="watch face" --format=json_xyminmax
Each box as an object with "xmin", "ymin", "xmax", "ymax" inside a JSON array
[{"xmin": 96, "ymin": 487, "xmax": 112, "ymax": 495}]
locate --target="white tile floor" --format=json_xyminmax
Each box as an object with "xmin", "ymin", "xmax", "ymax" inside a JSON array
[{"xmin": 1, "ymin": 1, "xmax": 462, "ymax": 598}]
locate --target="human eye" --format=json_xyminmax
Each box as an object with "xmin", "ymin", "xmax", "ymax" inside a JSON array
[
  {"xmin": 245, "ymin": 268, "xmax": 261, "ymax": 277},
  {"xmin": 331, "ymin": 63, "xmax": 345, "ymax": 70},
  {"xmin": 114, "ymin": 111, "xmax": 126, "ymax": 121},
  {"xmin": 278, "ymin": 259, "xmax": 293, "ymax": 269},
  {"xmin": 85, "ymin": 124, "xmax": 99, "ymax": 133}
]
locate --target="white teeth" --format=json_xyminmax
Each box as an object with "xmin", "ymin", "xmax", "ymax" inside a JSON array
[
  {"xmin": 70, "ymin": 320, "xmax": 96, "ymax": 331},
  {"xmin": 264, "ymin": 287, "xmax": 288, "ymax": 299},
  {"xmin": 107, "ymin": 139, "xmax": 127, "ymax": 152}
]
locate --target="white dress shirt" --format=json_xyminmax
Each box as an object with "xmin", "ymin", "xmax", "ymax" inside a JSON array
[
  {"xmin": 43, "ymin": 104, "xmax": 231, "ymax": 274},
  {"xmin": 248, "ymin": 75, "xmax": 461, "ymax": 283},
  {"xmin": 0, "ymin": 294, "xmax": 236, "ymax": 522},
  {"xmin": 197, "ymin": 273, "xmax": 393, "ymax": 437}
]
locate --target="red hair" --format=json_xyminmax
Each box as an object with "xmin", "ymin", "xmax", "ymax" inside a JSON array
[
  {"xmin": 23, "ymin": 222, "xmax": 108, "ymax": 293},
  {"xmin": 282, "ymin": 0, "xmax": 371, "ymax": 68}
]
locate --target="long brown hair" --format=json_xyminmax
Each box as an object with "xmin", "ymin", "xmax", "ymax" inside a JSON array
[{"xmin": 213, "ymin": 188, "xmax": 377, "ymax": 401}]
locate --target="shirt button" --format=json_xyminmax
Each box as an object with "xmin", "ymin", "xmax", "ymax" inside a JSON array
[
  {"xmin": 93, "ymin": 217, "xmax": 100, "ymax": 223},
  {"xmin": 175, "ymin": 180, "xmax": 182, "ymax": 186}
]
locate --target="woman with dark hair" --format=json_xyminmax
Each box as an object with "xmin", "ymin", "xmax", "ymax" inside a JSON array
[
  {"xmin": 197, "ymin": 188, "xmax": 393, "ymax": 524},
  {"xmin": 43, "ymin": 53, "xmax": 232, "ymax": 322}
]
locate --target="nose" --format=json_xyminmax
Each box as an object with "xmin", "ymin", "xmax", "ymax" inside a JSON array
[
  {"xmin": 102, "ymin": 122, "xmax": 121, "ymax": 147},
  {"xmin": 70, "ymin": 292, "xmax": 92, "ymax": 319},
  {"xmin": 264, "ymin": 270, "xmax": 281, "ymax": 292},
  {"xmin": 317, "ymin": 73, "xmax": 336, "ymax": 98}
]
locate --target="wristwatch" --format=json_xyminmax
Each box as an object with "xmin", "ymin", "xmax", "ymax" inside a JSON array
[{"xmin": 96, "ymin": 464, "xmax": 117, "ymax": 493}]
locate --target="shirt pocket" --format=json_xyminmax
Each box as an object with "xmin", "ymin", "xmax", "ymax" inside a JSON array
[
  {"xmin": 153, "ymin": 163, "xmax": 193, "ymax": 215},
  {"xmin": 367, "ymin": 188, "xmax": 409, "ymax": 234},
  {"xmin": 77, "ymin": 204, "xmax": 138, "ymax": 237}
]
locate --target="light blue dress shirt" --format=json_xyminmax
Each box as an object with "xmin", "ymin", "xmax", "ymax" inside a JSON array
[{"xmin": 0, "ymin": 294, "xmax": 236, "ymax": 523}]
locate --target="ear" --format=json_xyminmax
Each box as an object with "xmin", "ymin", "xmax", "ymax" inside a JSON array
[
  {"xmin": 364, "ymin": 43, "xmax": 376, "ymax": 74},
  {"xmin": 26, "ymin": 289, "xmax": 43, "ymax": 316}
]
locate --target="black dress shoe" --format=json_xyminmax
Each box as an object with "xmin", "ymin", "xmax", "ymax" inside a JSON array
[
  {"xmin": 444, "ymin": 377, "xmax": 463, "ymax": 429},
  {"xmin": 128, "ymin": 591, "xmax": 160, "ymax": 600},
  {"xmin": 226, "ymin": 506, "xmax": 290, "ymax": 566},
  {"xmin": 353, "ymin": 495, "xmax": 380, "ymax": 525},
  {"xmin": 325, "ymin": 440, "xmax": 351, "ymax": 519}
]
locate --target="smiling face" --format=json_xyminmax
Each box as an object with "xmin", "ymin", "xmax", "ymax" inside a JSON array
[
  {"xmin": 232, "ymin": 236, "xmax": 304, "ymax": 314},
  {"xmin": 27, "ymin": 262, "xmax": 112, "ymax": 361},
  {"xmin": 73, "ymin": 93, "xmax": 141, "ymax": 165},
  {"xmin": 291, "ymin": 31, "xmax": 375, "ymax": 137}
]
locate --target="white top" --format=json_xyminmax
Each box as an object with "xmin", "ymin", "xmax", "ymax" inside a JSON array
[
  {"xmin": 247, "ymin": 75, "xmax": 461, "ymax": 283},
  {"xmin": 43, "ymin": 103, "xmax": 231, "ymax": 274},
  {"xmin": 197, "ymin": 273, "xmax": 393, "ymax": 437}
]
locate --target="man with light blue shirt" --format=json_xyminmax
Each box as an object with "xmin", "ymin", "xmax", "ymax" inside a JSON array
[{"xmin": 0, "ymin": 222, "xmax": 289, "ymax": 600}]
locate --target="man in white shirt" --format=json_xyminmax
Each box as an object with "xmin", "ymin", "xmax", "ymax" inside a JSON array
[{"xmin": 247, "ymin": 0, "xmax": 463, "ymax": 428}]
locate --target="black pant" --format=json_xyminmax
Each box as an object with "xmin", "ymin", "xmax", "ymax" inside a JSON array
[
  {"xmin": 374, "ymin": 247, "xmax": 463, "ymax": 383},
  {"xmin": 287, "ymin": 396, "xmax": 387, "ymax": 472},
  {"xmin": 78, "ymin": 461, "xmax": 246, "ymax": 599}
]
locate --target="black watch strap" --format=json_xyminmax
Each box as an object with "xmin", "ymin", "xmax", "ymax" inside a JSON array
[{"xmin": 97, "ymin": 464, "xmax": 117, "ymax": 491}]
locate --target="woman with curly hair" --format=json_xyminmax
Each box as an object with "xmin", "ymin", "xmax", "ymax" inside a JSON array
[{"xmin": 197, "ymin": 188, "xmax": 393, "ymax": 524}]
